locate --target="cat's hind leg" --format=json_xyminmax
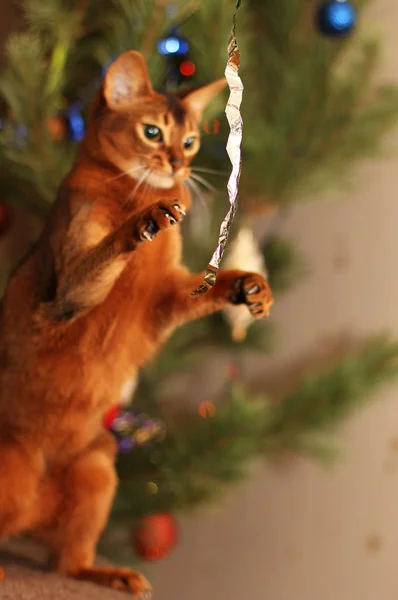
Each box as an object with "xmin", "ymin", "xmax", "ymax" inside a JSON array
[
  {"xmin": 38, "ymin": 431, "xmax": 152, "ymax": 597},
  {"xmin": 0, "ymin": 437, "xmax": 44, "ymax": 539}
]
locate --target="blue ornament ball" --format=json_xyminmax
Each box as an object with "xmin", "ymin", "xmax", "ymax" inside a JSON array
[
  {"xmin": 317, "ymin": 0, "xmax": 357, "ymax": 37},
  {"xmin": 66, "ymin": 106, "xmax": 85, "ymax": 142}
]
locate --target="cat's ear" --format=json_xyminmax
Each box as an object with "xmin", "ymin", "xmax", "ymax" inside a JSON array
[
  {"xmin": 183, "ymin": 78, "xmax": 227, "ymax": 120},
  {"xmin": 104, "ymin": 51, "xmax": 153, "ymax": 111}
]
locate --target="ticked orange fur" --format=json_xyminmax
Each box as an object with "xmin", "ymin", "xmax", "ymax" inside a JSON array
[{"xmin": 0, "ymin": 51, "xmax": 273, "ymax": 595}]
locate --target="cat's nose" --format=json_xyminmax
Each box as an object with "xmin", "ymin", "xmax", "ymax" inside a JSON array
[{"xmin": 170, "ymin": 157, "xmax": 184, "ymax": 173}]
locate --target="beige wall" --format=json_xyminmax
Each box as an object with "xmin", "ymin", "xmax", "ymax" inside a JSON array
[{"xmin": 2, "ymin": 1, "xmax": 398, "ymax": 599}]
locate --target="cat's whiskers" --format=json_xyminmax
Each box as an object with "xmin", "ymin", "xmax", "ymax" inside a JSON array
[
  {"xmin": 184, "ymin": 178, "xmax": 213, "ymax": 239},
  {"xmin": 140, "ymin": 177, "xmax": 152, "ymax": 209},
  {"xmin": 124, "ymin": 168, "xmax": 151, "ymax": 209},
  {"xmin": 189, "ymin": 173, "xmax": 216, "ymax": 193},
  {"xmin": 185, "ymin": 177, "xmax": 209, "ymax": 210},
  {"xmin": 178, "ymin": 181, "xmax": 184, "ymax": 203},
  {"xmin": 191, "ymin": 167, "xmax": 228, "ymax": 176},
  {"xmin": 185, "ymin": 177, "xmax": 199, "ymax": 200},
  {"xmin": 105, "ymin": 165, "xmax": 146, "ymax": 184}
]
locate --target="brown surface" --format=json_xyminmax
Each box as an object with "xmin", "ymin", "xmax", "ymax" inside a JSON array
[{"xmin": 0, "ymin": 539, "xmax": 126, "ymax": 599}]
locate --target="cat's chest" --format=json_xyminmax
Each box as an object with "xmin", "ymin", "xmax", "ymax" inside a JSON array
[
  {"xmin": 94, "ymin": 228, "xmax": 180, "ymax": 344},
  {"xmin": 120, "ymin": 224, "xmax": 182, "ymax": 284}
]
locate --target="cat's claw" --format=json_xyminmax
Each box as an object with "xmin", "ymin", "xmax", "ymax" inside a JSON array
[
  {"xmin": 165, "ymin": 212, "xmax": 177, "ymax": 225},
  {"xmin": 173, "ymin": 203, "xmax": 186, "ymax": 216},
  {"xmin": 139, "ymin": 199, "xmax": 186, "ymax": 243},
  {"xmin": 141, "ymin": 219, "xmax": 159, "ymax": 241},
  {"xmin": 142, "ymin": 230, "xmax": 154, "ymax": 241},
  {"xmin": 229, "ymin": 273, "xmax": 274, "ymax": 319}
]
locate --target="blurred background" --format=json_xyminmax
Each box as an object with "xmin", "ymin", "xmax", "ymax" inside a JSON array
[{"xmin": 2, "ymin": 1, "xmax": 398, "ymax": 599}]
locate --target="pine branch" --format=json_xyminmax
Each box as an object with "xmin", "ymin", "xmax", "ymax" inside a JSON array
[
  {"xmin": 262, "ymin": 335, "xmax": 398, "ymax": 456},
  {"xmin": 112, "ymin": 336, "xmax": 398, "ymax": 521}
]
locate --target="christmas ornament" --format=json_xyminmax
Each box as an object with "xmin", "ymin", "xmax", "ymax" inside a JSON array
[
  {"xmin": 198, "ymin": 401, "xmax": 216, "ymax": 418},
  {"xmin": 132, "ymin": 514, "xmax": 178, "ymax": 561},
  {"xmin": 48, "ymin": 116, "xmax": 67, "ymax": 141},
  {"xmin": 157, "ymin": 31, "xmax": 189, "ymax": 56},
  {"xmin": 191, "ymin": 0, "xmax": 243, "ymax": 297},
  {"xmin": 13, "ymin": 124, "xmax": 27, "ymax": 148},
  {"xmin": 66, "ymin": 106, "xmax": 85, "ymax": 142},
  {"xmin": 223, "ymin": 224, "xmax": 268, "ymax": 341},
  {"xmin": 158, "ymin": 26, "xmax": 192, "ymax": 86},
  {"xmin": 203, "ymin": 119, "xmax": 221, "ymax": 135},
  {"xmin": 104, "ymin": 406, "xmax": 166, "ymax": 453},
  {"xmin": 316, "ymin": 0, "xmax": 357, "ymax": 37},
  {"xmin": 103, "ymin": 404, "xmax": 122, "ymax": 430},
  {"xmin": 146, "ymin": 481, "xmax": 159, "ymax": 495},
  {"xmin": 0, "ymin": 200, "xmax": 11, "ymax": 236},
  {"xmin": 179, "ymin": 60, "xmax": 196, "ymax": 77}
]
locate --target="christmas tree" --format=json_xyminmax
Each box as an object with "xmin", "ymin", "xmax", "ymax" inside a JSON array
[{"xmin": 1, "ymin": 0, "xmax": 398, "ymax": 564}]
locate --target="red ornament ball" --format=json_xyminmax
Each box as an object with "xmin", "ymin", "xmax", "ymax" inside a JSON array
[
  {"xmin": 103, "ymin": 404, "xmax": 122, "ymax": 429},
  {"xmin": 180, "ymin": 60, "xmax": 196, "ymax": 77},
  {"xmin": 0, "ymin": 201, "xmax": 11, "ymax": 236},
  {"xmin": 132, "ymin": 514, "xmax": 178, "ymax": 561}
]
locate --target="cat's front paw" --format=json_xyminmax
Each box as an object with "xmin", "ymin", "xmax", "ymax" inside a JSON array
[
  {"xmin": 228, "ymin": 273, "xmax": 273, "ymax": 318},
  {"xmin": 139, "ymin": 199, "xmax": 186, "ymax": 242}
]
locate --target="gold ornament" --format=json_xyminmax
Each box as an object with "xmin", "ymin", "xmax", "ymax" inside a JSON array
[
  {"xmin": 223, "ymin": 224, "xmax": 268, "ymax": 342},
  {"xmin": 146, "ymin": 481, "xmax": 159, "ymax": 495}
]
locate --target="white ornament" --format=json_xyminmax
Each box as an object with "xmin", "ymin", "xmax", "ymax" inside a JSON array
[{"xmin": 223, "ymin": 225, "xmax": 268, "ymax": 342}]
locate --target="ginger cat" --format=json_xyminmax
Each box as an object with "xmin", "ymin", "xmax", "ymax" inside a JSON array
[{"xmin": 0, "ymin": 51, "xmax": 273, "ymax": 596}]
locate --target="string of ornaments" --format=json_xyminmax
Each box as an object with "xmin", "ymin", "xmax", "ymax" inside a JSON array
[
  {"xmin": 103, "ymin": 405, "xmax": 178, "ymax": 560},
  {"xmin": 104, "ymin": 405, "xmax": 166, "ymax": 453},
  {"xmin": 158, "ymin": 29, "xmax": 196, "ymax": 87},
  {"xmin": 127, "ymin": 363, "xmax": 238, "ymax": 561}
]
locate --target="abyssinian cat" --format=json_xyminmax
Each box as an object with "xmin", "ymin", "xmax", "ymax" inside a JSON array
[{"xmin": 0, "ymin": 51, "xmax": 273, "ymax": 595}]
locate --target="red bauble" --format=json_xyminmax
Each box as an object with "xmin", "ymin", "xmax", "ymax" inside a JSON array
[
  {"xmin": 132, "ymin": 514, "xmax": 178, "ymax": 561},
  {"xmin": 103, "ymin": 404, "xmax": 121, "ymax": 429},
  {"xmin": 0, "ymin": 201, "xmax": 11, "ymax": 235}
]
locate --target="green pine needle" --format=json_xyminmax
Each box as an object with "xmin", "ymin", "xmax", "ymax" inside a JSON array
[{"xmin": 111, "ymin": 335, "xmax": 398, "ymax": 523}]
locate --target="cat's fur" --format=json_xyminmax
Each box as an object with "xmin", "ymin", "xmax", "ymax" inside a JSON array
[{"xmin": 0, "ymin": 51, "xmax": 273, "ymax": 595}]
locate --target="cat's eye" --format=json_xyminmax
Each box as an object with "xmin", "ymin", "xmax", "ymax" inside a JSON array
[
  {"xmin": 184, "ymin": 136, "xmax": 195, "ymax": 150},
  {"xmin": 144, "ymin": 124, "xmax": 163, "ymax": 142}
]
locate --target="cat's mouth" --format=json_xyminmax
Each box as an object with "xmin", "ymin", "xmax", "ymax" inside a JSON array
[
  {"xmin": 146, "ymin": 171, "xmax": 176, "ymax": 190},
  {"xmin": 147, "ymin": 167, "xmax": 190, "ymax": 189},
  {"xmin": 119, "ymin": 160, "xmax": 190, "ymax": 191}
]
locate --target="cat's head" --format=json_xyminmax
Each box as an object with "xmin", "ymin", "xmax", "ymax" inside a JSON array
[{"xmin": 95, "ymin": 50, "xmax": 226, "ymax": 190}]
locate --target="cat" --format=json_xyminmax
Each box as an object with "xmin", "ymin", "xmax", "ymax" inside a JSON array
[{"xmin": 0, "ymin": 50, "xmax": 273, "ymax": 596}]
